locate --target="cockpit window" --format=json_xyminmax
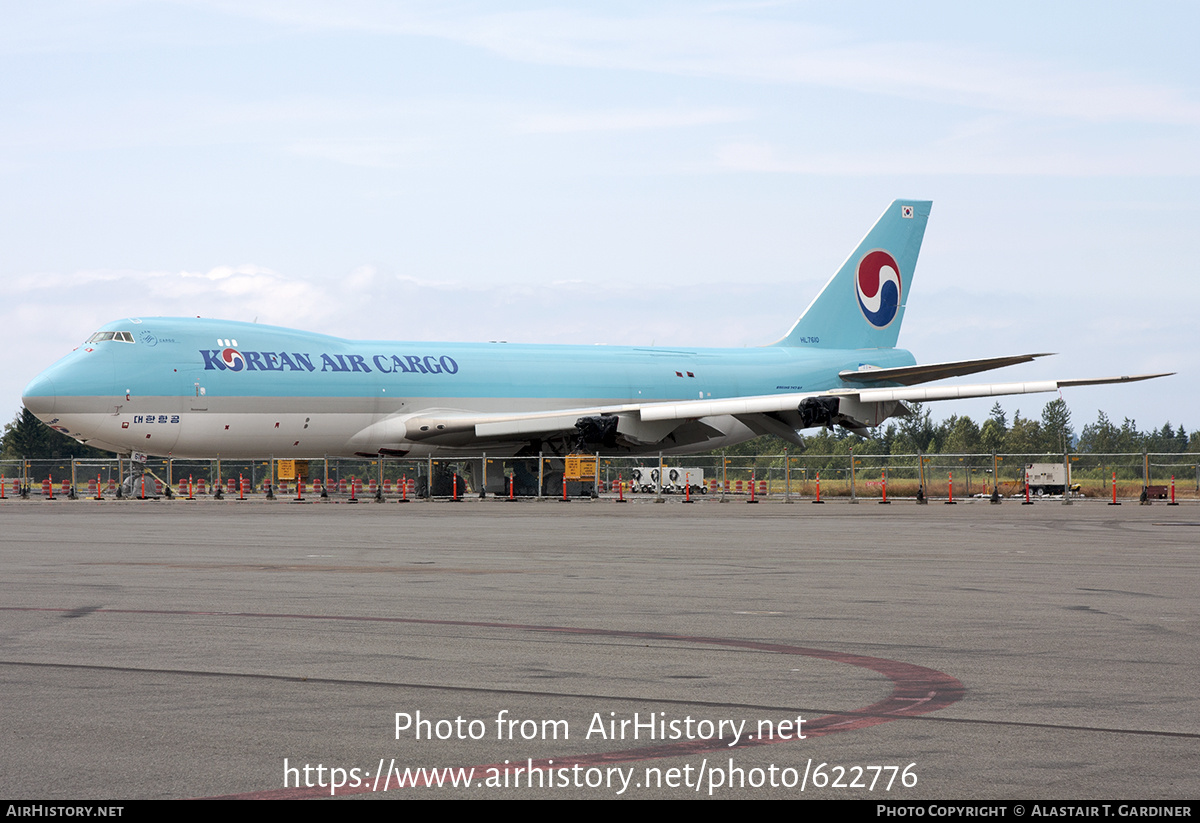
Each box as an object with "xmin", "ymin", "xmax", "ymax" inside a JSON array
[{"xmin": 86, "ymin": 331, "xmax": 135, "ymax": 343}]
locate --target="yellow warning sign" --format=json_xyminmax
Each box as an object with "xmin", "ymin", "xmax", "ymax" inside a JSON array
[
  {"xmin": 564, "ymin": 455, "xmax": 597, "ymax": 481},
  {"xmin": 277, "ymin": 459, "xmax": 296, "ymax": 480}
]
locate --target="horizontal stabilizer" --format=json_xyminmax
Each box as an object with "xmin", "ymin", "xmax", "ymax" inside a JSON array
[{"xmin": 839, "ymin": 353, "xmax": 1054, "ymax": 386}]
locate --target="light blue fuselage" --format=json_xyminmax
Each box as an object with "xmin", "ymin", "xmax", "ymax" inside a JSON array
[
  {"xmin": 22, "ymin": 316, "xmax": 915, "ymax": 458},
  {"xmin": 21, "ymin": 201, "xmax": 934, "ymax": 457}
]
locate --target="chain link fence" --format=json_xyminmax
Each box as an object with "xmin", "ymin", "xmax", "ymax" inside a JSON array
[{"xmin": 2, "ymin": 451, "xmax": 1197, "ymax": 501}]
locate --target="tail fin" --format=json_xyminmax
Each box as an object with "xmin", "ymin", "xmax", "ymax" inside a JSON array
[{"xmin": 774, "ymin": 200, "xmax": 931, "ymax": 350}]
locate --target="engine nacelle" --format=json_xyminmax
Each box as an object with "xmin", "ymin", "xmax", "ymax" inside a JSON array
[
  {"xmin": 798, "ymin": 396, "xmax": 840, "ymax": 429},
  {"xmin": 574, "ymin": 415, "xmax": 619, "ymax": 448}
]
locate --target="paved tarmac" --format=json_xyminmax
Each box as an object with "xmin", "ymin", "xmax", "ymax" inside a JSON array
[{"xmin": 0, "ymin": 497, "xmax": 1197, "ymax": 800}]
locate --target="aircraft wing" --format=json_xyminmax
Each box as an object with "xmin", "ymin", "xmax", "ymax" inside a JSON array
[
  {"xmin": 640, "ymin": 372, "xmax": 1172, "ymax": 422},
  {"xmin": 361, "ymin": 370, "xmax": 1171, "ymax": 450}
]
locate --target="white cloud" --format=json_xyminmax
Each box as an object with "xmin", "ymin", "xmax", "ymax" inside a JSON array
[
  {"xmin": 200, "ymin": 3, "xmax": 1200, "ymax": 126},
  {"xmin": 514, "ymin": 106, "xmax": 751, "ymax": 134},
  {"xmin": 1, "ymin": 0, "xmax": 1194, "ymax": 434},
  {"xmin": 714, "ymin": 137, "xmax": 1200, "ymax": 177},
  {"xmin": 285, "ymin": 137, "xmax": 430, "ymax": 170}
]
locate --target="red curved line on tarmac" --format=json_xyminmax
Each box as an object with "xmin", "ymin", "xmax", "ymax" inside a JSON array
[{"xmin": 3, "ymin": 608, "xmax": 964, "ymax": 798}]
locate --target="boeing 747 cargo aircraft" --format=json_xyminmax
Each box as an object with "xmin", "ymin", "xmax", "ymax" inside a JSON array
[{"xmin": 21, "ymin": 201, "xmax": 1169, "ymax": 459}]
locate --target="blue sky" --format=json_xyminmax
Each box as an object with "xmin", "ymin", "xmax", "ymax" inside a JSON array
[{"xmin": 3, "ymin": 1, "xmax": 1196, "ymax": 437}]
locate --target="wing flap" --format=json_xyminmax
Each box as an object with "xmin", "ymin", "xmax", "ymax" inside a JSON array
[{"xmin": 475, "ymin": 412, "xmax": 603, "ymax": 439}]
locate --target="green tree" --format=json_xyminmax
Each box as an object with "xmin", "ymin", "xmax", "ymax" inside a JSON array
[
  {"xmin": 979, "ymin": 419, "xmax": 1005, "ymax": 453},
  {"xmin": 1003, "ymin": 411, "xmax": 1044, "ymax": 454},
  {"xmin": 854, "ymin": 433, "xmax": 889, "ymax": 456},
  {"xmin": 1144, "ymin": 423, "xmax": 1183, "ymax": 454},
  {"xmin": 716, "ymin": 435, "xmax": 792, "ymax": 457},
  {"xmin": 988, "ymin": 402, "xmax": 1007, "ymax": 430},
  {"xmin": 1078, "ymin": 411, "xmax": 1118, "ymax": 453},
  {"xmin": 873, "ymin": 422, "xmax": 900, "ymax": 455},
  {"xmin": 0, "ymin": 407, "xmax": 110, "ymax": 460},
  {"xmin": 2, "ymin": 408, "xmax": 48, "ymax": 460},
  {"xmin": 1040, "ymin": 399, "xmax": 1074, "ymax": 453},
  {"xmin": 1117, "ymin": 418, "xmax": 1143, "ymax": 453},
  {"xmin": 942, "ymin": 415, "xmax": 981, "ymax": 454},
  {"xmin": 893, "ymin": 403, "xmax": 936, "ymax": 454}
]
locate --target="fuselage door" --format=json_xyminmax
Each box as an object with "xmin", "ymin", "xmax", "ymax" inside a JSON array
[{"xmin": 187, "ymin": 371, "xmax": 209, "ymax": 411}]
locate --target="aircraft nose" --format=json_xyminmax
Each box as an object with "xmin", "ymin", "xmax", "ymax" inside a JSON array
[{"xmin": 22, "ymin": 372, "xmax": 58, "ymax": 416}]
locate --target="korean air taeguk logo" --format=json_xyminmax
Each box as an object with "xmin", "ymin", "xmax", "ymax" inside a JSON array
[
  {"xmin": 220, "ymin": 348, "xmax": 246, "ymax": 371},
  {"xmin": 855, "ymin": 249, "xmax": 901, "ymax": 328}
]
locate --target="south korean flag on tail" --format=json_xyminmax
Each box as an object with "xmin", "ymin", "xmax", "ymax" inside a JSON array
[{"xmin": 901, "ymin": 205, "xmax": 914, "ymax": 218}]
